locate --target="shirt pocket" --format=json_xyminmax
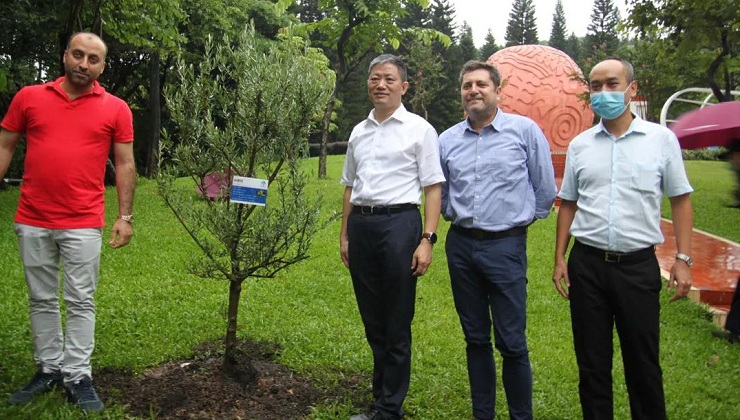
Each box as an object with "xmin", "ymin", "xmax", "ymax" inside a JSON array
[{"xmin": 630, "ymin": 162, "xmax": 661, "ymax": 193}]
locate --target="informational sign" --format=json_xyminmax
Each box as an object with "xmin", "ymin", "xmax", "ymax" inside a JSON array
[{"xmin": 230, "ymin": 176, "xmax": 268, "ymax": 206}]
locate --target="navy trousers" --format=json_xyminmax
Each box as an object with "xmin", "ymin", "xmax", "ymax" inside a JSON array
[
  {"xmin": 445, "ymin": 228, "xmax": 532, "ymax": 420},
  {"xmin": 347, "ymin": 209, "xmax": 422, "ymax": 419},
  {"xmin": 568, "ymin": 241, "xmax": 666, "ymax": 420}
]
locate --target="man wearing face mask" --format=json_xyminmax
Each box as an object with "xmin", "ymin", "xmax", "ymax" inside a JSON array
[{"xmin": 552, "ymin": 57, "xmax": 694, "ymax": 420}]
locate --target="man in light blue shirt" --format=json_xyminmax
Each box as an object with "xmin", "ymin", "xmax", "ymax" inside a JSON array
[
  {"xmin": 553, "ymin": 57, "xmax": 693, "ymax": 420},
  {"xmin": 439, "ymin": 60, "xmax": 557, "ymax": 420}
]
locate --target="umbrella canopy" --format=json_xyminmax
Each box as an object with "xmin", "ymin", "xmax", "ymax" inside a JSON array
[{"xmin": 670, "ymin": 101, "xmax": 740, "ymax": 149}]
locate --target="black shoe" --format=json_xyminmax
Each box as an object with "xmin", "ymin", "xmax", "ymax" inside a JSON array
[
  {"xmin": 65, "ymin": 377, "xmax": 104, "ymax": 412},
  {"xmin": 8, "ymin": 370, "xmax": 63, "ymax": 405},
  {"xmin": 712, "ymin": 330, "xmax": 740, "ymax": 343}
]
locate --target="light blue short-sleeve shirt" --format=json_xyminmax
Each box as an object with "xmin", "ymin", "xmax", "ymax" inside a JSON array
[{"xmin": 558, "ymin": 116, "xmax": 693, "ymax": 252}]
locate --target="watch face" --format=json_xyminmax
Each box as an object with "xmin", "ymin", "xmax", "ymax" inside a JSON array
[{"xmin": 424, "ymin": 232, "xmax": 437, "ymax": 244}]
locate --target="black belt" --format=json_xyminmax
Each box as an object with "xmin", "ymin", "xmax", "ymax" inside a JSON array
[
  {"xmin": 352, "ymin": 203, "xmax": 418, "ymax": 215},
  {"xmin": 575, "ymin": 240, "xmax": 655, "ymax": 264},
  {"xmin": 451, "ymin": 224, "xmax": 527, "ymax": 240}
]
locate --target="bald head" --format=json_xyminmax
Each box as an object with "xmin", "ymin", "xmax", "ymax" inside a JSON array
[{"xmin": 67, "ymin": 32, "xmax": 108, "ymax": 60}]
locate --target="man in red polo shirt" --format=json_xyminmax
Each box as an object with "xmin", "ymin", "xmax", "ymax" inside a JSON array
[{"xmin": 0, "ymin": 32, "xmax": 136, "ymax": 413}]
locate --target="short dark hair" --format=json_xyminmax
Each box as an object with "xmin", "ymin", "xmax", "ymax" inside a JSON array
[
  {"xmin": 600, "ymin": 57, "xmax": 635, "ymax": 83},
  {"xmin": 459, "ymin": 60, "xmax": 501, "ymax": 87},
  {"xmin": 368, "ymin": 54, "xmax": 408, "ymax": 81}
]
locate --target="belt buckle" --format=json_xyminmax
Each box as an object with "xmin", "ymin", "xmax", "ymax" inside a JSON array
[
  {"xmin": 604, "ymin": 252, "xmax": 621, "ymax": 263},
  {"xmin": 361, "ymin": 206, "xmax": 374, "ymax": 215}
]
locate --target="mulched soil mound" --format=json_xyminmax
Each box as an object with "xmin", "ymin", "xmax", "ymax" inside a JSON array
[{"xmin": 95, "ymin": 339, "xmax": 369, "ymax": 419}]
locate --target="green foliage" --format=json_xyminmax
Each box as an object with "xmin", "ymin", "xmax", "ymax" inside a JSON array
[
  {"xmin": 478, "ymin": 30, "xmax": 500, "ymax": 61},
  {"xmin": 104, "ymin": 0, "xmax": 186, "ymax": 52},
  {"xmin": 548, "ymin": 0, "xmax": 568, "ymax": 52},
  {"xmin": 505, "ymin": 0, "xmax": 539, "ymax": 47},
  {"xmin": 161, "ymin": 25, "xmax": 334, "ymax": 282},
  {"xmin": 406, "ymin": 35, "xmax": 444, "ymax": 120},
  {"xmin": 159, "ymin": 25, "xmax": 334, "ymax": 356},
  {"xmin": 583, "ymin": 0, "xmax": 622, "ymax": 61},
  {"xmin": 1, "ymin": 158, "xmax": 739, "ymax": 419},
  {"xmin": 625, "ymin": 0, "xmax": 739, "ymax": 101}
]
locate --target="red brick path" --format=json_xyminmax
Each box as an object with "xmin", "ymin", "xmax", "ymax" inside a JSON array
[{"xmin": 656, "ymin": 220, "xmax": 739, "ymax": 326}]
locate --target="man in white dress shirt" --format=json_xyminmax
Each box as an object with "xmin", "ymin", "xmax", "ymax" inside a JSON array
[{"xmin": 339, "ymin": 54, "xmax": 445, "ymax": 420}]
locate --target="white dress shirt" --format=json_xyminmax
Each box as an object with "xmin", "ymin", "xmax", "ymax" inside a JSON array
[{"xmin": 341, "ymin": 105, "xmax": 445, "ymax": 206}]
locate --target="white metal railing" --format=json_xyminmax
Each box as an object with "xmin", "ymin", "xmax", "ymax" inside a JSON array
[{"xmin": 660, "ymin": 87, "xmax": 740, "ymax": 127}]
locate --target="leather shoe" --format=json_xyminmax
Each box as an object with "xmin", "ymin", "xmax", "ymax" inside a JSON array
[
  {"xmin": 712, "ymin": 330, "xmax": 740, "ymax": 343},
  {"xmin": 350, "ymin": 410, "xmax": 380, "ymax": 420}
]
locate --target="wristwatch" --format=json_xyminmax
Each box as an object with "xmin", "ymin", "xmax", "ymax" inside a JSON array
[
  {"xmin": 422, "ymin": 232, "xmax": 437, "ymax": 244},
  {"xmin": 119, "ymin": 214, "xmax": 134, "ymax": 225},
  {"xmin": 675, "ymin": 252, "xmax": 693, "ymax": 267}
]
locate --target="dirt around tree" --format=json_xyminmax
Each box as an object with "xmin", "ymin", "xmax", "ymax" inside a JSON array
[{"xmin": 95, "ymin": 339, "xmax": 370, "ymax": 419}]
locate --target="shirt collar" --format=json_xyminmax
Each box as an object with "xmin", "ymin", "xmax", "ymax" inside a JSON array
[
  {"xmin": 463, "ymin": 108, "xmax": 503, "ymax": 133},
  {"xmin": 595, "ymin": 113, "xmax": 649, "ymax": 140},
  {"xmin": 368, "ymin": 104, "xmax": 411, "ymax": 125},
  {"xmin": 47, "ymin": 77, "xmax": 104, "ymax": 99}
]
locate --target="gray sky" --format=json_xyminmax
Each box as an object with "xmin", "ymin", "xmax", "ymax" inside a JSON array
[{"xmin": 449, "ymin": 0, "xmax": 629, "ymax": 47}]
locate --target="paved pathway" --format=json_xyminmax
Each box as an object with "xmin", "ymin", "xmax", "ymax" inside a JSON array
[{"xmin": 656, "ymin": 219, "xmax": 739, "ymax": 326}]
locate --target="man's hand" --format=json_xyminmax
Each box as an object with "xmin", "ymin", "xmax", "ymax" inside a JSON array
[
  {"xmin": 552, "ymin": 258, "xmax": 570, "ymax": 299},
  {"xmin": 109, "ymin": 219, "xmax": 133, "ymax": 248},
  {"xmin": 668, "ymin": 261, "xmax": 692, "ymax": 302},
  {"xmin": 411, "ymin": 240, "xmax": 433, "ymax": 276},
  {"xmin": 340, "ymin": 237, "xmax": 350, "ymax": 268}
]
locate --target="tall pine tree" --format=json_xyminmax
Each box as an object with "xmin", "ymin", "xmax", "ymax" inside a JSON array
[
  {"xmin": 479, "ymin": 29, "xmax": 500, "ymax": 61},
  {"xmin": 426, "ymin": 0, "xmax": 464, "ymax": 132},
  {"xmin": 564, "ymin": 32, "xmax": 581, "ymax": 62},
  {"xmin": 549, "ymin": 0, "xmax": 567, "ymax": 51},
  {"xmin": 584, "ymin": 0, "xmax": 621, "ymax": 58},
  {"xmin": 505, "ymin": 0, "xmax": 538, "ymax": 47},
  {"xmin": 458, "ymin": 23, "xmax": 479, "ymax": 63}
]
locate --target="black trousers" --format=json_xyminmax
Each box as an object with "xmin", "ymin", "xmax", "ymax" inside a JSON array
[
  {"xmin": 347, "ymin": 209, "xmax": 422, "ymax": 419},
  {"xmin": 726, "ymin": 277, "xmax": 740, "ymax": 334},
  {"xmin": 568, "ymin": 241, "xmax": 666, "ymax": 420}
]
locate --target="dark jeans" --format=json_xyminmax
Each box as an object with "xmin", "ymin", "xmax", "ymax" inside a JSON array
[
  {"xmin": 445, "ymin": 228, "xmax": 532, "ymax": 420},
  {"xmin": 347, "ymin": 209, "xmax": 422, "ymax": 419},
  {"xmin": 568, "ymin": 241, "xmax": 666, "ymax": 420}
]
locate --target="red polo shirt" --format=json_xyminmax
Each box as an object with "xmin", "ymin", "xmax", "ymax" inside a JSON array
[{"xmin": 1, "ymin": 77, "xmax": 133, "ymax": 229}]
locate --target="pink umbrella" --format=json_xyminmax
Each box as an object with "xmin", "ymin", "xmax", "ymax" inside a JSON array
[{"xmin": 670, "ymin": 101, "xmax": 740, "ymax": 150}]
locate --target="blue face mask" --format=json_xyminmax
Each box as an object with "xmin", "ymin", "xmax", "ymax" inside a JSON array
[{"xmin": 590, "ymin": 83, "xmax": 633, "ymax": 120}]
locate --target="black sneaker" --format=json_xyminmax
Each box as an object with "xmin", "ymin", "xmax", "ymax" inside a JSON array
[
  {"xmin": 65, "ymin": 377, "xmax": 104, "ymax": 412},
  {"xmin": 8, "ymin": 370, "xmax": 63, "ymax": 405}
]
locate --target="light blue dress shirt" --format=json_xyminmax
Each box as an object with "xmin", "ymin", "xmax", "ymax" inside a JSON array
[
  {"xmin": 439, "ymin": 109, "xmax": 557, "ymax": 232},
  {"xmin": 558, "ymin": 116, "xmax": 694, "ymax": 252}
]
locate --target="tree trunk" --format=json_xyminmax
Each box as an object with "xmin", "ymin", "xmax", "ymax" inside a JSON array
[
  {"xmin": 146, "ymin": 52, "xmax": 161, "ymax": 178},
  {"xmin": 224, "ymin": 279, "xmax": 243, "ymax": 363},
  {"xmin": 707, "ymin": 29, "xmax": 730, "ymax": 102},
  {"xmin": 318, "ymin": 88, "xmax": 338, "ymax": 178}
]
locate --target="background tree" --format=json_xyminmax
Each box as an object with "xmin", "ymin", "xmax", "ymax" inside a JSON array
[
  {"xmin": 159, "ymin": 26, "xmax": 335, "ymax": 365},
  {"xmin": 406, "ymin": 36, "xmax": 444, "ymax": 120},
  {"xmin": 458, "ymin": 23, "xmax": 479, "ymax": 63},
  {"xmin": 625, "ymin": 0, "xmax": 739, "ymax": 102},
  {"xmin": 564, "ymin": 32, "xmax": 582, "ymax": 62},
  {"xmin": 299, "ymin": 0, "xmax": 449, "ymax": 178},
  {"xmin": 505, "ymin": 0, "xmax": 538, "ymax": 47},
  {"xmin": 479, "ymin": 29, "xmax": 500, "ymax": 61},
  {"xmin": 424, "ymin": 0, "xmax": 464, "ymax": 132},
  {"xmin": 549, "ymin": 0, "xmax": 568, "ymax": 52},
  {"xmin": 584, "ymin": 0, "xmax": 621, "ymax": 59}
]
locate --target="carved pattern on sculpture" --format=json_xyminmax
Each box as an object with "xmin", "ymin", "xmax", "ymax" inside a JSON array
[{"xmin": 487, "ymin": 45, "xmax": 593, "ymax": 152}]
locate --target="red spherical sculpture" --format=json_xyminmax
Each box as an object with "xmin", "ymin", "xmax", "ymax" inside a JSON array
[{"xmin": 487, "ymin": 45, "xmax": 593, "ymax": 152}]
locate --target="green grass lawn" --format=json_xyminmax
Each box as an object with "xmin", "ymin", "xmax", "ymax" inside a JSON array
[{"xmin": 0, "ymin": 157, "xmax": 738, "ymax": 419}]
